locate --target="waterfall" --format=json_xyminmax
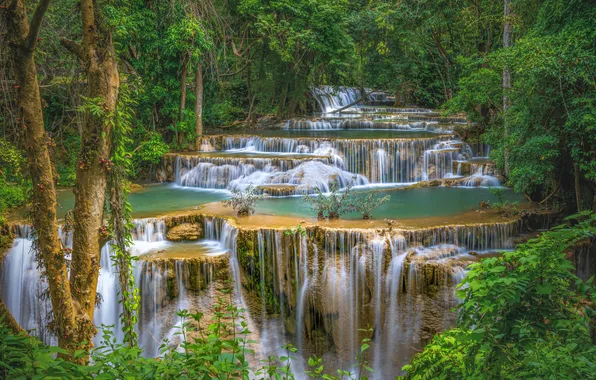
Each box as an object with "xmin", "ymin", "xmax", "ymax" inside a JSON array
[
  {"xmin": 457, "ymin": 167, "xmax": 501, "ymax": 188},
  {"xmin": 0, "ymin": 226, "xmax": 56, "ymax": 345},
  {"xmin": 230, "ymin": 219, "xmax": 523, "ymax": 378},
  {"xmin": 295, "ymin": 235, "xmax": 309, "ymax": 352},
  {"xmin": 229, "ymin": 161, "xmax": 368, "ymax": 194},
  {"xmin": 311, "ymin": 86, "xmax": 362, "ymax": 113},
  {"xmin": 171, "ymin": 135, "xmax": 495, "ymax": 188}
]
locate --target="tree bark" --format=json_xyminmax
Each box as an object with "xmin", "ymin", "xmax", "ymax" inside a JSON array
[
  {"xmin": 503, "ymin": 0, "xmax": 512, "ymax": 175},
  {"xmin": 0, "ymin": 298, "xmax": 25, "ymax": 335},
  {"xmin": 194, "ymin": 62, "xmax": 204, "ymax": 150},
  {"xmin": 574, "ymin": 162, "xmax": 583, "ymax": 211},
  {"xmin": 277, "ymin": 79, "xmax": 288, "ymax": 119},
  {"xmin": 431, "ymin": 30, "xmax": 453, "ymax": 100},
  {"xmin": 6, "ymin": 0, "xmax": 77, "ymax": 349},
  {"xmin": 68, "ymin": 0, "xmax": 120, "ymax": 350},
  {"xmin": 178, "ymin": 53, "xmax": 188, "ymax": 148}
]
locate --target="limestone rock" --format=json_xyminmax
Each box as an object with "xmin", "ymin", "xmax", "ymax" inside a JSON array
[{"xmin": 166, "ymin": 223, "xmax": 203, "ymax": 241}]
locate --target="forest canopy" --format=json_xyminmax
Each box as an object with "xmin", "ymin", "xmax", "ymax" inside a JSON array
[{"xmin": 0, "ymin": 0, "xmax": 595, "ymax": 379}]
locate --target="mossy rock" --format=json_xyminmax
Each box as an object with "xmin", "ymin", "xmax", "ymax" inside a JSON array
[{"xmin": 166, "ymin": 223, "xmax": 203, "ymax": 241}]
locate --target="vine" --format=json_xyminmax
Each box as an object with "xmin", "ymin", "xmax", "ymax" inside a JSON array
[{"xmin": 106, "ymin": 85, "xmax": 139, "ymax": 347}]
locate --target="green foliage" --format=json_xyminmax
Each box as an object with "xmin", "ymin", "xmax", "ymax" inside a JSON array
[
  {"xmin": 0, "ymin": 296, "xmax": 377, "ymax": 379},
  {"xmin": 352, "ymin": 193, "xmax": 390, "ymax": 220},
  {"xmin": 303, "ymin": 183, "xmax": 389, "ymax": 220},
  {"xmin": 0, "ymin": 185, "xmax": 27, "ymax": 217},
  {"xmin": 0, "ymin": 139, "xmax": 25, "ymax": 184},
  {"xmin": 107, "ymin": 84, "xmax": 140, "ymax": 347},
  {"xmin": 403, "ymin": 213, "xmax": 596, "ymax": 379},
  {"xmin": 303, "ymin": 181, "xmax": 355, "ymax": 220},
  {"xmin": 448, "ymin": 0, "xmax": 596, "ymax": 205},
  {"xmin": 222, "ymin": 185, "xmax": 264, "ymax": 216},
  {"xmin": 0, "ymin": 139, "xmax": 27, "ymax": 219},
  {"xmin": 284, "ymin": 225, "xmax": 307, "ymax": 237},
  {"xmin": 132, "ymin": 132, "xmax": 170, "ymax": 173},
  {"xmin": 486, "ymin": 187, "xmax": 519, "ymax": 217}
]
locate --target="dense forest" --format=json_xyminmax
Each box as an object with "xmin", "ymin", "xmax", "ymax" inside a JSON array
[{"xmin": 0, "ymin": 0, "xmax": 595, "ymax": 379}]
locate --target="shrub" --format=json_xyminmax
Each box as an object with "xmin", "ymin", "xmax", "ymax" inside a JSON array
[
  {"xmin": 222, "ymin": 185, "xmax": 264, "ymax": 216},
  {"xmin": 0, "ymin": 296, "xmax": 375, "ymax": 379},
  {"xmin": 352, "ymin": 193, "xmax": 390, "ymax": 219},
  {"xmin": 303, "ymin": 181, "xmax": 354, "ymax": 220},
  {"xmin": 403, "ymin": 212, "xmax": 596, "ymax": 379},
  {"xmin": 487, "ymin": 186, "xmax": 519, "ymax": 217}
]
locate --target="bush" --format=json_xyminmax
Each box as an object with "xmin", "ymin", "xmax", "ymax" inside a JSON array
[
  {"xmin": 0, "ymin": 295, "xmax": 375, "ymax": 379},
  {"xmin": 487, "ymin": 186, "xmax": 519, "ymax": 217},
  {"xmin": 222, "ymin": 185, "xmax": 264, "ymax": 216},
  {"xmin": 352, "ymin": 193, "xmax": 390, "ymax": 219},
  {"xmin": 303, "ymin": 181, "xmax": 354, "ymax": 220},
  {"xmin": 132, "ymin": 132, "xmax": 170, "ymax": 177},
  {"xmin": 402, "ymin": 212, "xmax": 596, "ymax": 379},
  {"xmin": 303, "ymin": 182, "xmax": 390, "ymax": 220}
]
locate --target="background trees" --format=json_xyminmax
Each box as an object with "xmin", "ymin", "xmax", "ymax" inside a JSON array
[{"xmin": 3, "ymin": 0, "xmax": 592, "ymax": 212}]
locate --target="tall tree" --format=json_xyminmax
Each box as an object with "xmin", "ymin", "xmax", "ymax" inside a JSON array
[
  {"xmin": 194, "ymin": 63, "xmax": 204, "ymax": 149},
  {"xmin": 6, "ymin": 0, "xmax": 121, "ymax": 358},
  {"xmin": 5, "ymin": 0, "xmax": 77, "ymax": 351},
  {"xmin": 65, "ymin": 0, "xmax": 120, "ymax": 343},
  {"xmin": 502, "ymin": 0, "xmax": 512, "ymax": 175}
]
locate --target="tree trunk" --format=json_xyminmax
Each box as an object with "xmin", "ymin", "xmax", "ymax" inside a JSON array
[
  {"xmin": 6, "ymin": 0, "xmax": 77, "ymax": 350},
  {"xmin": 178, "ymin": 54, "xmax": 188, "ymax": 149},
  {"xmin": 432, "ymin": 30, "xmax": 453, "ymax": 100},
  {"xmin": 68, "ymin": 0, "xmax": 120, "ymax": 351},
  {"xmin": 194, "ymin": 62, "xmax": 204, "ymax": 150},
  {"xmin": 503, "ymin": 0, "xmax": 512, "ymax": 175},
  {"xmin": 277, "ymin": 79, "xmax": 288, "ymax": 119},
  {"xmin": 574, "ymin": 162, "xmax": 583, "ymax": 211}
]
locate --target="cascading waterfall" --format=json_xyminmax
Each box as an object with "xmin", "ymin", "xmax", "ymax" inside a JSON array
[
  {"xmin": 311, "ymin": 86, "xmax": 362, "ymax": 113},
  {"xmin": 175, "ymin": 154, "xmax": 336, "ymax": 189},
  {"xmin": 0, "ymin": 218, "xmax": 228, "ymax": 355},
  {"xmin": 458, "ymin": 167, "xmax": 501, "ymax": 188},
  {"xmin": 230, "ymin": 218, "xmax": 522, "ymax": 378},
  {"xmin": 218, "ymin": 135, "xmax": 462, "ymax": 183},
  {"xmin": 0, "ymin": 226, "xmax": 56, "ymax": 345}
]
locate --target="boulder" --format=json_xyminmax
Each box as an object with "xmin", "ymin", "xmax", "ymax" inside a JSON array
[{"xmin": 166, "ymin": 223, "xmax": 203, "ymax": 241}]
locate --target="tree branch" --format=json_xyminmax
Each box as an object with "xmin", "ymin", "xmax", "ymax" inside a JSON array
[
  {"xmin": 60, "ymin": 38, "xmax": 85, "ymax": 61},
  {"xmin": 24, "ymin": 0, "xmax": 52, "ymax": 50},
  {"xmin": 329, "ymin": 87, "xmax": 383, "ymax": 114},
  {"xmin": 0, "ymin": 298, "xmax": 25, "ymax": 335}
]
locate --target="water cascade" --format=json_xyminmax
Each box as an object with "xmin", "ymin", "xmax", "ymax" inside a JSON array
[{"xmin": 231, "ymin": 217, "xmax": 523, "ymax": 378}]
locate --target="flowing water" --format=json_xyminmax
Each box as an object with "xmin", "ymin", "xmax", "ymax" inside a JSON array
[{"xmin": 1, "ymin": 87, "xmax": 530, "ymax": 378}]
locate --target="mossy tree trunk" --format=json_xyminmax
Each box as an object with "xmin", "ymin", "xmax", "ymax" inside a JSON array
[
  {"xmin": 178, "ymin": 52, "xmax": 189, "ymax": 148},
  {"xmin": 7, "ymin": 0, "xmax": 121, "ymax": 358},
  {"xmin": 67, "ymin": 0, "xmax": 120, "ymax": 351},
  {"xmin": 502, "ymin": 0, "xmax": 512, "ymax": 175},
  {"xmin": 194, "ymin": 62, "xmax": 204, "ymax": 150},
  {"xmin": 6, "ymin": 0, "xmax": 78, "ymax": 350}
]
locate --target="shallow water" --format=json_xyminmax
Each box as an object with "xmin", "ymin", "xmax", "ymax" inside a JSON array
[
  {"xmin": 45, "ymin": 184, "xmax": 524, "ymax": 221},
  {"xmin": 254, "ymin": 186, "xmax": 524, "ymax": 219},
  {"xmin": 52, "ymin": 184, "xmax": 230, "ymax": 219},
  {"xmin": 49, "ymin": 184, "xmax": 523, "ymax": 221}
]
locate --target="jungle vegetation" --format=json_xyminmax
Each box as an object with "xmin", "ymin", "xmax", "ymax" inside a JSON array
[{"xmin": 0, "ymin": 0, "xmax": 595, "ymax": 378}]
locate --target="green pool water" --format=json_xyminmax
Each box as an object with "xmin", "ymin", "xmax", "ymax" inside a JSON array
[
  {"xmin": 49, "ymin": 184, "xmax": 523, "ymax": 221},
  {"xmin": 237, "ymin": 129, "xmax": 446, "ymax": 139},
  {"xmin": 254, "ymin": 187, "xmax": 524, "ymax": 220},
  {"xmin": 54, "ymin": 184, "xmax": 229, "ymax": 219}
]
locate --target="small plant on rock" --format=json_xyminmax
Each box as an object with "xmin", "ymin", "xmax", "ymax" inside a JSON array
[
  {"xmin": 352, "ymin": 193, "xmax": 391, "ymax": 220},
  {"xmin": 223, "ymin": 185, "xmax": 264, "ymax": 216},
  {"xmin": 303, "ymin": 181, "xmax": 354, "ymax": 220},
  {"xmin": 487, "ymin": 186, "xmax": 519, "ymax": 217}
]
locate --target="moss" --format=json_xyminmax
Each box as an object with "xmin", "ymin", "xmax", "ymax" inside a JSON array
[
  {"xmin": 166, "ymin": 261, "xmax": 178, "ymax": 299},
  {"xmin": 0, "ymin": 223, "xmax": 13, "ymax": 262}
]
